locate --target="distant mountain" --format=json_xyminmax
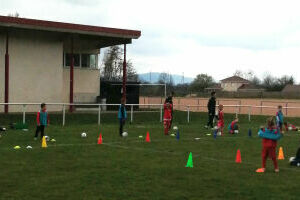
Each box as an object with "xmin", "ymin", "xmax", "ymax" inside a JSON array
[{"xmin": 138, "ymin": 72, "xmax": 194, "ymax": 85}]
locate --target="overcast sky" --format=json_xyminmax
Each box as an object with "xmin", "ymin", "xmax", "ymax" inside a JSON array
[{"xmin": 1, "ymin": 0, "xmax": 300, "ymax": 82}]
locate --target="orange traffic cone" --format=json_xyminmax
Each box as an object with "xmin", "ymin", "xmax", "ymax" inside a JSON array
[
  {"xmin": 145, "ymin": 132, "xmax": 151, "ymax": 143},
  {"xmin": 278, "ymin": 147, "xmax": 284, "ymax": 160},
  {"xmin": 235, "ymin": 149, "xmax": 242, "ymax": 163},
  {"xmin": 97, "ymin": 133, "xmax": 103, "ymax": 144}
]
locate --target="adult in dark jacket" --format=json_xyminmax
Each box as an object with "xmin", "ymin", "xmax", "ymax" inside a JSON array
[{"xmin": 206, "ymin": 92, "xmax": 216, "ymax": 128}]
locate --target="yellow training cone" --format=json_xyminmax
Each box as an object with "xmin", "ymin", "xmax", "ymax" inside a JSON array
[
  {"xmin": 278, "ymin": 147, "xmax": 284, "ymax": 160},
  {"xmin": 42, "ymin": 136, "xmax": 47, "ymax": 148},
  {"xmin": 14, "ymin": 146, "xmax": 21, "ymax": 150}
]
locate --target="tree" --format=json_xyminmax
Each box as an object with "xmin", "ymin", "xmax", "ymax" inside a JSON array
[
  {"xmin": 101, "ymin": 46, "xmax": 138, "ymax": 81},
  {"xmin": 190, "ymin": 74, "xmax": 214, "ymax": 92}
]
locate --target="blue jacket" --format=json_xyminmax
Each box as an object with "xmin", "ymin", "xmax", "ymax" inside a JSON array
[
  {"xmin": 118, "ymin": 104, "xmax": 127, "ymax": 120},
  {"xmin": 37, "ymin": 110, "xmax": 48, "ymax": 126},
  {"xmin": 276, "ymin": 111, "xmax": 284, "ymax": 123},
  {"xmin": 258, "ymin": 128, "xmax": 282, "ymax": 141}
]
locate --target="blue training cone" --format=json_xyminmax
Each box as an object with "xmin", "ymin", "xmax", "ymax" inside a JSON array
[
  {"xmin": 213, "ymin": 130, "xmax": 218, "ymax": 139},
  {"xmin": 248, "ymin": 129, "xmax": 252, "ymax": 137},
  {"xmin": 176, "ymin": 130, "xmax": 180, "ymax": 140}
]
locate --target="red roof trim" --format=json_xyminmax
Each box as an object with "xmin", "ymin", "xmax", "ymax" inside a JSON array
[{"xmin": 0, "ymin": 15, "xmax": 141, "ymax": 38}]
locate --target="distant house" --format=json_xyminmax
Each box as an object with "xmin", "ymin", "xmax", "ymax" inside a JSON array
[
  {"xmin": 220, "ymin": 76, "xmax": 250, "ymax": 92},
  {"xmin": 282, "ymin": 84, "xmax": 300, "ymax": 93}
]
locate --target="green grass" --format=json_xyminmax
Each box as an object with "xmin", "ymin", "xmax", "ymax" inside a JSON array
[{"xmin": 1, "ymin": 111, "xmax": 300, "ymax": 200}]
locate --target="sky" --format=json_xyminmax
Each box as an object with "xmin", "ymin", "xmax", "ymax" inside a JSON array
[{"xmin": 1, "ymin": 0, "xmax": 300, "ymax": 82}]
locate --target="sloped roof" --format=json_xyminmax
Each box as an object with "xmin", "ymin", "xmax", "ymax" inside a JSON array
[
  {"xmin": 0, "ymin": 15, "xmax": 141, "ymax": 39},
  {"xmin": 282, "ymin": 84, "xmax": 300, "ymax": 93},
  {"xmin": 238, "ymin": 84, "xmax": 265, "ymax": 90},
  {"xmin": 220, "ymin": 76, "xmax": 250, "ymax": 83}
]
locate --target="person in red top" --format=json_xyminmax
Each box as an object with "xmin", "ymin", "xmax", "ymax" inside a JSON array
[
  {"xmin": 284, "ymin": 122, "xmax": 299, "ymax": 131},
  {"xmin": 163, "ymin": 101, "xmax": 172, "ymax": 135},
  {"xmin": 256, "ymin": 117, "xmax": 279, "ymax": 173},
  {"xmin": 217, "ymin": 104, "xmax": 224, "ymax": 136},
  {"xmin": 228, "ymin": 118, "xmax": 239, "ymax": 134}
]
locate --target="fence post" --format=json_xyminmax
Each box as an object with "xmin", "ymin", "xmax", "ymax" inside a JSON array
[
  {"xmin": 260, "ymin": 101, "xmax": 263, "ymax": 114},
  {"xmin": 187, "ymin": 105, "xmax": 190, "ymax": 123},
  {"xmin": 62, "ymin": 104, "xmax": 65, "ymax": 127},
  {"xmin": 198, "ymin": 99, "xmax": 200, "ymax": 111},
  {"xmin": 130, "ymin": 105, "xmax": 133, "ymax": 123},
  {"xmin": 22, "ymin": 104, "xmax": 26, "ymax": 124},
  {"xmin": 286, "ymin": 103, "xmax": 288, "ymax": 116},
  {"xmin": 235, "ymin": 106, "xmax": 238, "ymax": 118},
  {"xmin": 98, "ymin": 105, "xmax": 101, "ymax": 125},
  {"xmin": 248, "ymin": 106, "xmax": 251, "ymax": 121},
  {"xmin": 160, "ymin": 104, "xmax": 163, "ymax": 122}
]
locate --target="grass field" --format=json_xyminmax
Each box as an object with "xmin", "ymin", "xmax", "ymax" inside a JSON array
[{"xmin": 1, "ymin": 111, "xmax": 300, "ymax": 200}]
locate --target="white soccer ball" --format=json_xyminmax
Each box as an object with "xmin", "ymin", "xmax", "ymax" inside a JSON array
[
  {"xmin": 45, "ymin": 136, "xmax": 50, "ymax": 141},
  {"xmin": 288, "ymin": 127, "xmax": 293, "ymax": 131},
  {"xmin": 173, "ymin": 126, "xmax": 178, "ymax": 130},
  {"xmin": 81, "ymin": 132, "xmax": 87, "ymax": 138},
  {"xmin": 122, "ymin": 132, "xmax": 128, "ymax": 137},
  {"xmin": 234, "ymin": 130, "xmax": 239, "ymax": 134},
  {"xmin": 217, "ymin": 132, "xmax": 222, "ymax": 136},
  {"xmin": 289, "ymin": 157, "xmax": 296, "ymax": 163}
]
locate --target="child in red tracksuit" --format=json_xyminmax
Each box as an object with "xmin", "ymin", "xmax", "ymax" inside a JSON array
[
  {"xmin": 284, "ymin": 122, "xmax": 299, "ymax": 131},
  {"xmin": 163, "ymin": 102, "xmax": 172, "ymax": 135},
  {"xmin": 256, "ymin": 117, "xmax": 279, "ymax": 173},
  {"xmin": 217, "ymin": 104, "xmax": 224, "ymax": 135}
]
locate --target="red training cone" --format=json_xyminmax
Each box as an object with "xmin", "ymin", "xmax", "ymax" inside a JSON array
[
  {"xmin": 145, "ymin": 132, "xmax": 151, "ymax": 143},
  {"xmin": 98, "ymin": 133, "xmax": 103, "ymax": 144},
  {"xmin": 235, "ymin": 149, "xmax": 242, "ymax": 163}
]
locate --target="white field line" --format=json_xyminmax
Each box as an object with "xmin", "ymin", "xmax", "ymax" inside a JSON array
[{"xmin": 1, "ymin": 137, "xmax": 299, "ymax": 172}]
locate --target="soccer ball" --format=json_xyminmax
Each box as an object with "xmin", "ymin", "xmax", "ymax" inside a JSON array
[
  {"xmin": 288, "ymin": 127, "xmax": 293, "ymax": 131},
  {"xmin": 81, "ymin": 132, "xmax": 87, "ymax": 138},
  {"xmin": 217, "ymin": 132, "xmax": 222, "ymax": 136},
  {"xmin": 289, "ymin": 157, "xmax": 296, "ymax": 163},
  {"xmin": 234, "ymin": 130, "xmax": 239, "ymax": 134},
  {"xmin": 173, "ymin": 126, "xmax": 178, "ymax": 130},
  {"xmin": 122, "ymin": 132, "xmax": 128, "ymax": 137},
  {"xmin": 45, "ymin": 136, "xmax": 50, "ymax": 141}
]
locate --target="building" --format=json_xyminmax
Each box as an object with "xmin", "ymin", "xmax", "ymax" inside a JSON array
[
  {"xmin": 0, "ymin": 16, "xmax": 141, "ymax": 112},
  {"xmin": 282, "ymin": 84, "xmax": 300, "ymax": 93},
  {"xmin": 220, "ymin": 76, "xmax": 250, "ymax": 92}
]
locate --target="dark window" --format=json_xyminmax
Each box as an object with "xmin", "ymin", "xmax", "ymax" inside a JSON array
[
  {"xmin": 65, "ymin": 53, "xmax": 80, "ymax": 67},
  {"xmin": 81, "ymin": 54, "xmax": 89, "ymax": 68}
]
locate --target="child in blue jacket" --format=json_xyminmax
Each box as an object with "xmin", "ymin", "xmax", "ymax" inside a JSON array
[
  {"xmin": 276, "ymin": 105, "xmax": 284, "ymax": 133},
  {"xmin": 34, "ymin": 103, "xmax": 49, "ymax": 140},
  {"xmin": 118, "ymin": 98, "xmax": 127, "ymax": 136}
]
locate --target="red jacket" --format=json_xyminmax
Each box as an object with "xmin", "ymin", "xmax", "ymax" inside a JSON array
[
  {"xmin": 164, "ymin": 103, "xmax": 172, "ymax": 120},
  {"xmin": 262, "ymin": 127, "xmax": 278, "ymax": 148},
  {"xmin": 218, "ymin": 110, "xmax": 224, "ymax": 123}
]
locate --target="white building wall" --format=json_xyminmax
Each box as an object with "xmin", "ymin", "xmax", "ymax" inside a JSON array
[
  {"xmin": 221, "ymin": 82, "xmax": 244, "ymax": 92},
  {"xmin": 63, "ymin": 68, "xmax": 100, "ymax": 103},
  {"xmin": 0, "ymin": 31, "xmax": 63, "ymax": 112},
  {"xmin": 0, "ymin": 30, "xmax": 100, "ymax": 113}
]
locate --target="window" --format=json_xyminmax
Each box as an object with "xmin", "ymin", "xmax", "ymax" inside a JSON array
[
  {"xmin": 64, "ymin": 53, "xmax": 98, "ymax": 68},
  {"xmin": 65, "ymin": 53, "xmax": 80, "ymax": 67}
]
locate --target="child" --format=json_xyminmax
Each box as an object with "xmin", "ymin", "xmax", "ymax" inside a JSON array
[
  {"xmin": 163, "ymin": 101, "xmax": 172, "ymax": 135},
  {"xmin": 34, "ymin": 103, "xmax": 49, "ymax": 140},
  {"xmin": 276, "ymin": 105, "xmax": 284, "ymax": 133},
  {"xmin": 284, "ymin": 122, "xmax": 299, "ymax": 131},
  {"xmin": 217, "ymin": 104, "xmax": 224, "ymax": 136},
  {"xmin": 256, "ymin": 117, "xmax": 280, "ymax": 173},
  {"xmin": 228, "ymin": 118, "xmax": 239, "ymax": 134},
  {"xmin": 118, "ymin": 98, "xmax": 127, "ymax": 137}
]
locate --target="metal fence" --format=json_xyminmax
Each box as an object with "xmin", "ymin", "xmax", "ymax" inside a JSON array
[{"xmin": 1, "ymin": 103, "xmax": 300, "ymax": 126}]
